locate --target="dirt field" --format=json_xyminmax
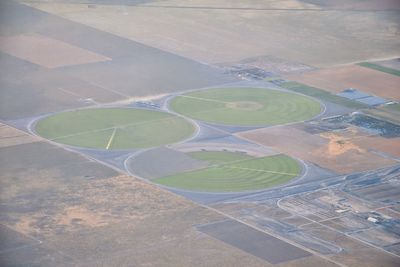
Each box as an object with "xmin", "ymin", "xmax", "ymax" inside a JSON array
[
  {"xmin": 0, "ymin": 123, "xmax": 39, "ymax": 148},
  {"xmin": 25, "ymin": 1, "xmax": 400, "ymax": 67},
  {"xmin": 238, "ymin": 124, "xmax": 397, "ymax": 173},
  {"xmin": 0, "ymin": 140, "xmax": 271, "ymax": 266},
  {"xmin": 353, "ymin": 136, "xmax": 400, "ymax": 158},
  {"xmin": 0, "ymin": 33, "xmax": 111, "ymax": 68},
  {"xmin": 286, "ymin": 65, "xmax": 400, "ymax": 101}
]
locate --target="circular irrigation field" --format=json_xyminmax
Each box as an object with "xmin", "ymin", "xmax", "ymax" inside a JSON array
[
  {"xmin": 145, "ymin": 150, "xmax": 303, "ymax": 192},
  {"xmin": 34, "ymin": 108, "xmax": 195, "ymax": 150},
  {"xmin": 169, "ymin": 87, "xmax": 322, "ymax": 126}
]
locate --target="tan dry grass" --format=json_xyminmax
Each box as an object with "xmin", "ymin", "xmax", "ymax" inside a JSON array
[
  {"xmin": 0, "ymin": 33, "xmax": 110, "ymax": 68},
  {"xmin": 24, "ymin": 2, "xmax": 400, "ymax": 67}
]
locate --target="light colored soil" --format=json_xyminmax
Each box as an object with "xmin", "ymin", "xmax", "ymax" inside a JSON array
[
  {"xmin": 56, "ymin": 206, "xmax": 111, "ymax": 227},
  {"xmin": 0, "ymin": 33, "xmax": 110, "ymax": 68},
  {"xmin": 0, "ymin": 123, "xmax": 39, "ymax": 148},
  {"xmin": 25, "ymin": 1, "xmax": 400, "ymax": 67},
  {"xmin": 318, "ymin": 132, "xmax": 365, "ymax": 156},
  {"xmin": 239, "ymin": 125, "xmax": 397, "ymax": 173},
  {"xmin": 286, "ymin": 65, "xmax": 400, "ymax": 101}
]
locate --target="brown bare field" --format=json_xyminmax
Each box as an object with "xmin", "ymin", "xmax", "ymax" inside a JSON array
[
  {"xmin": 239, "ymin": 125, "xmax": 397, "ymax": 173},
  {"xmin": 353, "ymin": 136, "xmax": 400, "ymax": 158},
  {"xmin": 286, "ymin": 65, "xmax": 400, "ymax": 101},
  {"xmin": 3, "ymin": 175, "xmax": 270, "ymax": 266},
  {"xmin": 0, "ymin": 123, "xmax": 39, "ymax": 148},
  {"xmin": 0, "ymin": 140, "xmax": 285, "ymax": 266},
  {"xmin": 0, "ymin": 140, "xmax": 268, "ymax": 266},
  {"xmin": 7, "ymin": 174, "xmax": 196, "ymax": 237},
  {"xmin": 0, "ymin": 33, "xmax": 111, "ymax": 68}
]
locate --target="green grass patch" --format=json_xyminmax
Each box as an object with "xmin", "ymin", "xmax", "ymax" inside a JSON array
[
  {"xmin": 35, "ymin": 108, "xmax": 195, "ymax": 149},
  {"xmin": 154, "ymin": 154, "xmax": 302, "ymax": 192},
  {"xmin": 170, "ymin": 87, "xmax": 322, "ymax": 126},
  {"xmin": 357, "ymin": 62, "xmax": 400, "ymax": 77},
  {"xmin": 281, "ymin": 81, "xmax": 368, "ymax": 109},
  {"xmin": 187, "ymin": 151, "xmax": 253, "ymax": 165}
]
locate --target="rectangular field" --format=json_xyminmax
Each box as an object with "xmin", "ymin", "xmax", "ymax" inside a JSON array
[
  {"xmin": 0, "ymin": 33, "xmax": 111, "ymax": 68},
  {"xmin": 197, "ymin": 219, "xmax": 311, "ymax": 264}
]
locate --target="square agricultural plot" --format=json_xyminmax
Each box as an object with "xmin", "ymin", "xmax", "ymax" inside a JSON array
[
  {"xmin": 239, "ymin": 125, "xmax": 397, "ymax": 174},
  {"xmin": 285, "ymin": 65, "xmax": 400, "ymax": 101},
  {"xmin": 0, "ymin": 33, "xmax": 111, "ymax": 68},
  {"xmin": 197, "ymin": 219, "xmax": 311, "ymax": 264}
]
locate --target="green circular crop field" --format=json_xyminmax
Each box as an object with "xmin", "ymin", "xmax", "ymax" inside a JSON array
[
  {"xmin": 35, "ymin": 108, "xmax": 195, "ymax": 149},
  {"xmin": 169, "ymin": 87, "xmax": 322, "ymax": 126},
  {"xmin": 153, "ymin": 152, "xmax": 302, "ymax": 192}
]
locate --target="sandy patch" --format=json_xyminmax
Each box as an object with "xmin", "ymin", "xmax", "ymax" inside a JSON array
[{"xmin": 318, "ymin": 132, "xmax": 365, "ymax": 156}]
